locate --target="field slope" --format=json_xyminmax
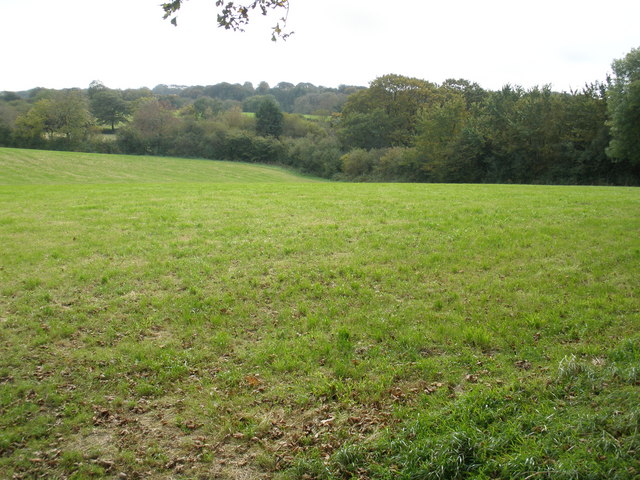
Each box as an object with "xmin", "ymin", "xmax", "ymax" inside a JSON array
[
  {"xmin": 0, "ymin": 147, "xmax": 318, "ymax": 185},
  {"xmin": 0, "ymin": 149, "xmax": 639, "ymax": 479}
]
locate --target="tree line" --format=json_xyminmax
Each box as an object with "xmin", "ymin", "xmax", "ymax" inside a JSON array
[{"xmin": 0, "ymin": 46, "xmax": 638, "ymax": 185}]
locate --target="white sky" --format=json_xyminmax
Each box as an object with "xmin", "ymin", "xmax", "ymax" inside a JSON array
[{"xmin": 1, "ymin": 0, "xmax": 639, "ymax": 92}]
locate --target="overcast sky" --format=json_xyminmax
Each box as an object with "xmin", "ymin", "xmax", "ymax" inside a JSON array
[{"xmin": 1, "ymin": 0, "xmax": 638, "ymax": 92}]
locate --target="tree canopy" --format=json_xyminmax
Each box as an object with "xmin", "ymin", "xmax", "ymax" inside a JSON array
[
  {"xmin": 90, "ymin": 89, "xmax": 129, "ymax": 132},
  {"xmin": 255, "ymin": 97, "xmax": 284, "ymax": 137},
  {"xmin": 162, "ymin": 0, "xmax": 291, "ymax": 40},
  {"xmin": 339, "ymin": 74, "xmax": 438, "ymax": 148},
  {"xmin": 2, "ymin": 46, "xmax": 639, "ymax": 185},
  {"xmin": 606, "ymin": 47, "xmax": 640, "ymax": 165}
]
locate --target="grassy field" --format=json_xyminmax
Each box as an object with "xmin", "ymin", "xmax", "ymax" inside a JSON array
[
  {"xmin": 243, "ymin": 112, "xmax": 330, "ymax": 121},
  {"xmin": 1, "ymin": 148, "xmax": 639, "ymax": 479},
  {"xmin": 0, "ymin": 148, "xmax": 318, "ymax": 185}
]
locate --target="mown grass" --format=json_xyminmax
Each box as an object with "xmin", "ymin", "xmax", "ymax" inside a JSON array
[
  {"xmin": 0, "ymin": 147, "xmax": 318, "ymax": 185},
  {"xmin": 0, "ymin": 148, "xmax": 639, "ymax": 479}
]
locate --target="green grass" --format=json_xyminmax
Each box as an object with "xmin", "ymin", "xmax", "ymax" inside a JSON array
[
  {"xmin": 0, "ymin": 147, "xmax": 318, "ymax": 185},
  {"xmin": 242, "ymin": 112, "xmax": 329, "ymax": 121},
  {"xmin": 1, "ymin": 148, "xmax": 639, "ymax": 479}
]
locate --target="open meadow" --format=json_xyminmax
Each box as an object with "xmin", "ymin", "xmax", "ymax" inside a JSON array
[{"xmin": 0, "ymin": 147, "xmax": 639, "ymax": 479}]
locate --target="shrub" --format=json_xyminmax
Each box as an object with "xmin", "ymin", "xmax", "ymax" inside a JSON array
[
  {"xmin": 374, "ymin": 146, "xmax": 421, "ymax": 181},
  {"xmin": 285, "ymin": 134, "xmax": 342, "ymax": 178}
]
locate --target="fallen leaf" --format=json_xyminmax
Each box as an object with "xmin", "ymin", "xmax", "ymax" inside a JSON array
[
  {"xmin": 245, "ymin": 375, "xmax": 262, "ymax": 387},
  {"xmin": 515, "ymin": 360, "xmax": 532, "ymax": 370},
  {"xmin": 319, "ymin": 416, "xmax": 334, "ymax": 425}
]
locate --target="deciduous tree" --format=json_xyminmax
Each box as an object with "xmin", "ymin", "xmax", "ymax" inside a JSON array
[
  {"xmin": 122, "ymin": 98, "xmax": 179, "ymax": 154},
  {"xmin": 162, "ymin": 0, "xmax": 291, "ymax": 40},
  {"xmin": 606, "ymin": 46, "xmax": 640, "ymax": 165},
  {"xmin": 339, "ymin": 75, "xmax": 437, "ymax": 149},
  {"xmin": 243, "ymin": 94, "xmax": 278, "ymax": 113},
  {"xmin": 417, "ymin": 93, "xmax": 470, "ymax": 180},
  {"xmin": 14, "ymin": 90, "xmax": 92, "ymax": 146},
  {"xmin": 90, "ymin": 89, "xmax": 129, "ymax": 132}
]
